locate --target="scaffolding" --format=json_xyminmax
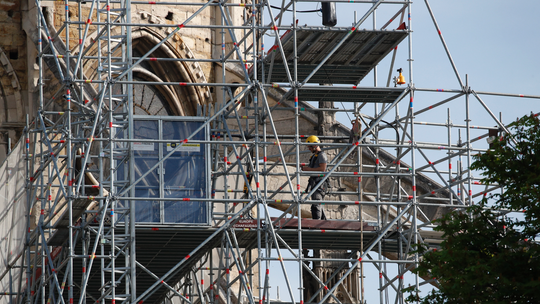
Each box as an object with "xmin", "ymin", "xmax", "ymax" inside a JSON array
[{"xmin": 1, "ymin": 0, "xmax": 539, "ymax": 304}]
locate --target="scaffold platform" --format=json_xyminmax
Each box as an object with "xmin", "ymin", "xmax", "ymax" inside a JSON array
[
  {"xmin": 294, "ymin": 86, "xmax": 407, "ymax": 103},
  {"xmin": 68, "ymin": 218, "xmax": 421, "ymax": 304},
  {"xmin": 259, "ymin": 28, "xmax": 408, "ymax": 84}
]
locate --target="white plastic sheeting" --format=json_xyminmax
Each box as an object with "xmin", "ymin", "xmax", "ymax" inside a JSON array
[{"xmin": 0, "ymin": 140, "xmax": 28, "ymax": 301}]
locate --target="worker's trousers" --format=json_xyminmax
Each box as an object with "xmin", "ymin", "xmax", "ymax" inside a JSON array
[{"xmin": 311, "ymin": 191, "xmax": 327, "ymax": 220}]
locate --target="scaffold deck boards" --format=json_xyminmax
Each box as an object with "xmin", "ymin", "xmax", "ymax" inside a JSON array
[
  {"xmin": 260, "ymin": 28, "xmax": 408, "ymax": 84},
  {"xmin": 295, "ymin": 86, "xmax": 407, "ymax": 103}
]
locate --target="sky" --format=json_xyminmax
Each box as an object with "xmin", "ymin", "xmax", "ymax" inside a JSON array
[{"xmin": 261, "ymin": 0, "xmax": 540, "ymax": 303}]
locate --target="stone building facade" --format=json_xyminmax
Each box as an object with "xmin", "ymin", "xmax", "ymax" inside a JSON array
[
  {"xmin": 0, "ymin": 0, "xmax": 33, "ymax": 161},
  {"xmin": 0, "ymin": 0, "xmax": 252, "ymax": 160},
  {"xmin": 0, "ymin": 1, "xmax": 448, "ymax": 303}
]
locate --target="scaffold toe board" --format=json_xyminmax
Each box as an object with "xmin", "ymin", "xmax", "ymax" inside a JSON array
[
  {"xmin": 232, "ymin": 224, "xmax": 403, "ymax": 253},
  {"xmin": 294, "ymin": 86, "xmax": 408, "ymax": 103},
  {"xmin": 266, "ymin": 229, "xmax": 401, "ymax": 253},
  {"xmin": 260, "ymin": 28, "xmax": 408, "ymax": 84}
]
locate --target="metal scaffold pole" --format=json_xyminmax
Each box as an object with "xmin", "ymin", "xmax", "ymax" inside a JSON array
[{"xmin": 1, "ymin": 1, "xmax": 537, "ymax": 304}]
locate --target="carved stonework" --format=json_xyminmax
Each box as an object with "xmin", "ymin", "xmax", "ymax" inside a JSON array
[{"xmin": 303, "ymin": 250, "xmax": 360, "ymax": 304}]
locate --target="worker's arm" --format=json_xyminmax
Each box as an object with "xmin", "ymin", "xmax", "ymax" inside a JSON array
[{"xmin": 302, "ymin": 162, "xmax": 326, "ymax": 172}]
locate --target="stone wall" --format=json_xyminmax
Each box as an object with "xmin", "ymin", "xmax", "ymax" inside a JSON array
[
  {"xmin": 0, "ymin": 0, "xmax": 256, "ymax": 164},
  {"xmin": 0, "ymin": 0, "xmax": 30, "ymax": 161}
]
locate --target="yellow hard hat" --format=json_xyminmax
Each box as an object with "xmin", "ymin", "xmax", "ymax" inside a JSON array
[{"xmin": 306, "ymin": 135, "xmax": 320, "ymax": 144}]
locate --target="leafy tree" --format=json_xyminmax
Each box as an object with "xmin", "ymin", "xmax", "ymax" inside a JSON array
[
  {"xmin": 405, "ymin": 113, "xmax": 540, "ymax": 303},
  {"xmin": 471, "ymin": 113, "xmax": 540, "ymax": 238}
]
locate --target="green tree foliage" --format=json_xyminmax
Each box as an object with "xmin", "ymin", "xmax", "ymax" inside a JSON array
[
  {"xmin": 471, "ymin": 113, "xmax": 540, "ymax": 238},
  {"xmin": 405, "ymin": 114, "xmax": 540, "ymax": 303}
]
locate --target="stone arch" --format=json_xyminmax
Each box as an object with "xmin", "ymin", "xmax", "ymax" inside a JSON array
[
  {"xmin": 0, "ymin": 46, "xmax": 23, "ymax": 123},
  {"xmin": 0, "ymin": 46, "xmax": 24, "ymax": 159},
  {"xmin": 84, "ymin": 26, "xmax": 212, "ymax": 116},
  {"xmin": 131, "ymin": 28, "xmax": 212, "ymax": 115}
]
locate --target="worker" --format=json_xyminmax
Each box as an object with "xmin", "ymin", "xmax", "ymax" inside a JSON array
[{"xmin": 302, "ymin": 135, "xmax": 328, "ymax": 220}]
